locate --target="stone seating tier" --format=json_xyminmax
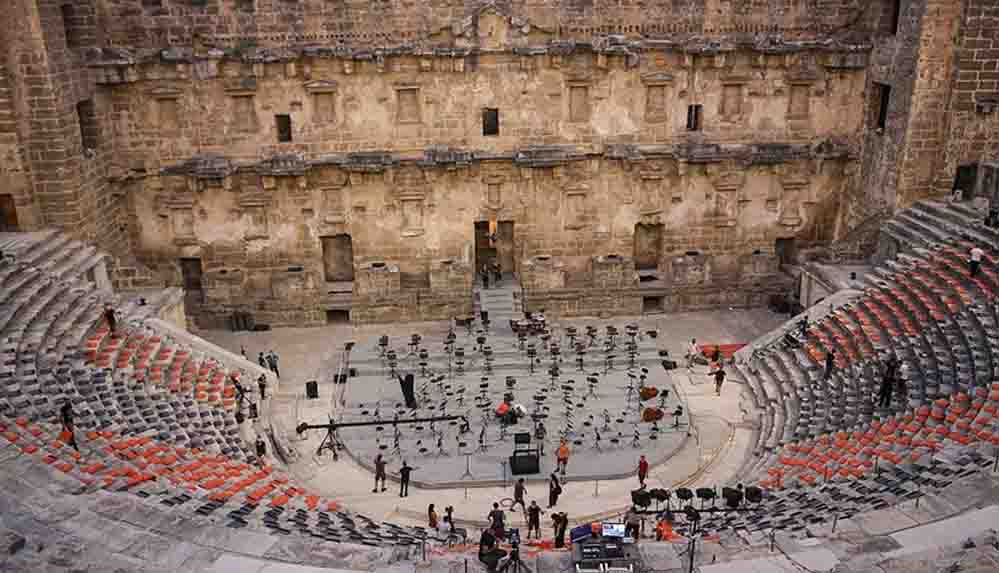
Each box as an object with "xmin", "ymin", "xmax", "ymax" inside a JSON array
[{"xmin": 736, "ymin": 199, "xmax": 999, "ymax": 490}]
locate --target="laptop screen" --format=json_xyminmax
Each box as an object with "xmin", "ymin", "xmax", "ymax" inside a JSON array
[{"xmin": 602, "ymin": 522, "xmax": 626, "ymax": 538}]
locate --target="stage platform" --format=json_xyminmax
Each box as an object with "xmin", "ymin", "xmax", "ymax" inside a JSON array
[{"xmin": 320, "ymin": 321, "xmax": 689, "ymax": 487}]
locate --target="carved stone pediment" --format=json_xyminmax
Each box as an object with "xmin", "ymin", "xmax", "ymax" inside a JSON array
[
  {"xmin": 308, "ymin": 167, "xmax": 348, "ymax": 189},
  {"xmin": 776, "ymin": 162, "xmax": 814, "ymax": 190},
  {"xmin": 223, "ymin": 76, "xmax": 257, "ymax": 94},
  {"xmin": 303, "ymin": 79, "xmax": 337, "ymax": 93},
  {"xmin": 641, "ymin": 72, "xmax": 674, "ymax": 85},
  {"xmin": 393, "ymin": 165, "xmax": 429, "ymax": 200},
  {"xmin": 706, "ymin": 161, "xmax": 747, "ymax": 192},
  {"xmin": 442, "ymin": 2, "xmax": 548, "ymax": 50},
  {"xmin": 148, "ymin": 86, "xmax": 182, "ymax": 98}
]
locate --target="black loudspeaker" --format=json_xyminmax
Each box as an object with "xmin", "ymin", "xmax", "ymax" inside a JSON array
[
  {"xmin": 306, "ymin": 380, "xmax": 319, "ymax": 400},
  {"xmin": 349, "ymin": 367, "xmax": 357, "ymax": 377},
  {"xmin": 509, "ymin": 453, "xmax": 540, "ymax": 475}
]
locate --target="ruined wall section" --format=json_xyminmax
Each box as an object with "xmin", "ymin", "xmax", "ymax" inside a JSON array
[
  {"xmin": 0, "ymin": 61, "xmax": 37, "ymax": 230},
  {"xmin": 129, "ymin": 147, "xmax": 856, "ymax": 325},
  {"xmin": 91, "ymin": 39, "xmax": 869, "ymax": 324},
  {"xmin": 94, "ymin": 0, "xmax": 870, "ymax": 50},
  {"xmin": 0, "ymin": 0, "xmax": 131, "ymax": 260},
  {"xmin": 936, "ymin": 0, "xmax": 999, "ymax": 199},
  {"xmin": 97, "ymin": 47, "xmax": 867, "ymax": 162},
  {"xmin": 894, "ymin": 0, "xmax": 965, "ymax": 206},
  {"xmin": 855, "ymin": 0, "xmax": 925, "ymax": 220}
]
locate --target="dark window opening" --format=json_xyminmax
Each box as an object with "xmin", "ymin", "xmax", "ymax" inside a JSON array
[
  {"xmin": 142, "ymin": 0, "xmax": 163, "ymax": 7},
  {"xmin": 873, "ymin": 83, "xmax": 891, "ymax": 131},
  {"xmin": 276, "ymin": 114, "xmax": 292, "ymax": 142},
  {"xmin": 885, "ymin": 0, "xmax": 901, "ymax": 36},
  {"xmin": 326, "ymin": 310, "xmax": 350, "ymax": 324},
  {"xmin": 643, "ymin": 296, "xmax": 664, "ymax": 314},
  {"xmin": 76, "ymin": 100, "xmax": 99, "ymax": 153},
  {"xmin": 775, "ymin": 238, "xmax": 797, "ymax": 267},
  {"xmin": 482, "ymin": 108, "xmax": 499, "ymax": 136},
  {"xmin": 0, "ymin": 194, "xmax": 19, "ymax": 232},
  {"xmin": 61, "ymin": 4, "xmax": 83, "ymax": 49},
  {"xmin": 686, "ymin": 104, "xmax": 703, "ymax": 131},
  {"xmin": 953, "ymin": 164, "xmax": 979, "ymax": 201}
]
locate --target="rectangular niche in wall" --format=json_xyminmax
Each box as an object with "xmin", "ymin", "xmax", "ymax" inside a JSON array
[
  {"xmin": 171, "ymin": 209, "xmax": 195, "ymax": 240},
  {"xmin": 401, "ymin": 199, "xmax": 423, "ymax": 235},
  {"xmin": 569, "ymin": 85, "xmax": 590, "ymax": 122},
  {"xmin": 396, "ymin": 87, "xmax": 421, "ymax": 124},
  {"xmin": 564, "ymin": 191, "xmax": 586, "ymax": 229},
  {"xmin": 155, "ymin": 97, "xmax": 180, "ymax": 132},
  {"xmin": 76, "ymin": 99, "xmax": 99, "ymax": 152},
  {"xmin": 788, "ymin": 85, "xmax": 810, "ymax": 119},
  {"xmin": 721, "ymin": 84, "xmax": 743, "ymax": 119},
  {"xmin": 646, "ymin": 85, "xmax": 667, "ymax": 122},
  {"xmin": 247, "ymin": 207, "xmax": 269, "ymax": 239},
  {"xmin": 320, "ymin": 235, "xmax": 354, "ymax": 282},
  {"xmin": 313, "ymin": 91, "xmax": 335, "ymax": 124},
  {"xmin": 487, "ymin": 183, "xmax": 501, "ymax": 207},
  {"xmin": 232, "ymin": 95, "xmax": 257, "ymax": 133}
]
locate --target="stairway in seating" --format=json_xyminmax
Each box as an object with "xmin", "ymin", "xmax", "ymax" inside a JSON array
[{"xmin": 476, "ymin": 273, "xmax": 522, "ymax": 334}]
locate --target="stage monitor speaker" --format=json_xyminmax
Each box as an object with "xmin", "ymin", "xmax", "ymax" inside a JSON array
[
  {"xmin": 509, "ymin": 453, "xmax": 540, "ymax": 475},
  {"xmin": 306, "ymin": 380, "xmax": 319, "ymax": 400},
  {"xmin": 349, "ymin": 367, "xmax": 357, "ymax": 377}
]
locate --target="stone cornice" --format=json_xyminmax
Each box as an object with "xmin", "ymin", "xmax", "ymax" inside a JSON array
[
  {"xmin": 157, "ymin": 140, "xmax": 858, "ymax": 180},
  {"xmin": 87, "ymin": 35, "xmax": 872, "ymax": 69}
]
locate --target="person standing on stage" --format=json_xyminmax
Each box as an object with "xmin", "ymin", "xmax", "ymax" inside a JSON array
[
  {"xmin": 526, "ymin": 500, "xmax": 544, "ymax": 539},
  {"xmin": 637, "ymin": 454, "xmax": 649, "ymax": 487},
  {"xmin": 373, "ymin": 453, "xmax": 387, "ymax": 493},
  {"xmin": 548, "ymin": 472, "xmax": 562, "ymax": 508},
  {"xmin": 399, "ymin": 461, "xmax": 414, "ymax": 497}
]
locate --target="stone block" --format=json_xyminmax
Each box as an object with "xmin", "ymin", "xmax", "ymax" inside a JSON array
[{"xmin": 0, "ymin": 529, "xmax": 25, "ymax": 555}]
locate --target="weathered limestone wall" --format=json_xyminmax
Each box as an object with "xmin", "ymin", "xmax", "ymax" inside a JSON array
[
  {"xmin": 0, "ymin": 62, "xmax": 36, "ymax": 229},
  {"xmin": 1, "ymin": 0, "xmax": 918, "ymax": 326},
  {"xmin": 97, "ymin": 47, "xmax": 868, "ymax": 161},
  {"xmin": 935, "ymin": 0, "xmax": 999, "ymax": 199},
  {"xmin": 127, "ymin": 150, "xmax": 848, "ymax": 324},
  {"xmin": 0, "ymin": 0, "xmax": 135, "ymax": 269},
  {"xmin": 95, "ymin": 0, "xmax": 871, "ymax": 50},
  {"xmin": 855, "ymin": 0, "xmax": 924, "ymax": 218}
]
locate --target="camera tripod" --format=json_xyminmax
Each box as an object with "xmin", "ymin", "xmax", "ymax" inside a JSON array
[
  {"xmin": 316, "ymin": 424, "xmax": 346, "ymax": 460},
  {"xmin": 497, "ymin": 544, "xmax": 532, "ymax": 573}
]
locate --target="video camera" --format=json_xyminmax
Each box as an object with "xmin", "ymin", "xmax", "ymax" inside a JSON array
[{"xmin": 506, "ymin": 527, "xmax": 521, "ymax": 546}]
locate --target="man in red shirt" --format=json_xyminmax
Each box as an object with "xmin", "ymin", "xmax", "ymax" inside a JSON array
[{"xmin": 637, "ymin": 455, "xmax": 649, "ymax": 487}]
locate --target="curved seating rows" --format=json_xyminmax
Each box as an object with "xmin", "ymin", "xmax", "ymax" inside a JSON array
[
  {"xmin": 0, "ymin": 231, "xmax": 435, "ymax": 551},
  {"xmin": 733, "ymin": 200, "xmax": 999, "ymax": 496}
]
